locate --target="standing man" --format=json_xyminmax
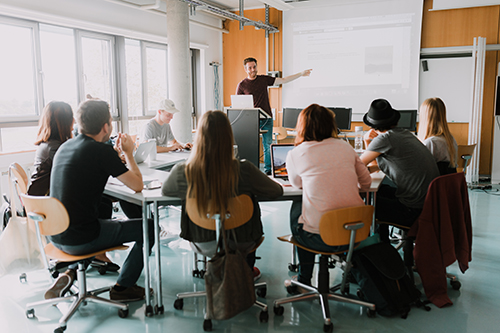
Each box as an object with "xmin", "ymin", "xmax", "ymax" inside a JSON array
[
  {"xmin": 45, "ymin": 99, "xmax": 154, "ymax": 302},
  {"xmin": 141, "ymin": 98, "xmax": 192, "ymax": 153},
  {"xmin": 236, "ymin": 57, "xmax": 312, "ymax": 175}
]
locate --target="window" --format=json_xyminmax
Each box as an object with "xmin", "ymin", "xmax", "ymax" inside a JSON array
[{"xmin": 145, "ymin": 43, "xmax": 168, "ymax": 114}]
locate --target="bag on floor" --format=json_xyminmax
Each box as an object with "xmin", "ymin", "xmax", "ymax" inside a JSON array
[
  {"xmin": 351, "ymin": 241, "xmax": 430, "ymax": 318},
  {"xmin": 204, "ymin": 229, "xmax": 255, "ymax": 320}
]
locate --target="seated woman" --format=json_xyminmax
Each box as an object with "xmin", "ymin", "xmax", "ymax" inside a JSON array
[
  {"xmin": 359, "ymin": 99, "xmax": 440, "ymax": 242},
  {"xmin": 418, "ymin": 97, "xmax": 458, "ymax": 175},
  {"xmin": 28, "ymin": 101, "xmax": 119, "ymax": 273},
  {"xmin": 286, "ymin": 104, "xmax": 372, "ymax": 287},
  {"xmin": 162, "ymin": 110, "xmax": 283, "ymax": 280}
]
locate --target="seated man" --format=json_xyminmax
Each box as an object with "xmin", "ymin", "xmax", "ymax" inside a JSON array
[
  {"xmin": 359, "ymin": 99, "xmax": 440, "ymax": 242},
  {"xmin": 45, "ymin": 99, "xmax": 154, "ymax": 302},
  {"xmin": 141, "ymin": 99, "xmax": 192, "ymax": 153}
]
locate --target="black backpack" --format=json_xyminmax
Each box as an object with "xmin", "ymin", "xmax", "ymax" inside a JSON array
[{"xmin": 350, "ymin": 242, "xmax": 431, "ymax": 318}]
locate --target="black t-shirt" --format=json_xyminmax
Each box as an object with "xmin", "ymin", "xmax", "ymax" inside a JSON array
[
  {"xmin": 236, "ymin": 75, "xmax": 276, "ymax": 117},
  {"xmin": 49, "ymin": 135, "xmax": 128, "ymax": 245}
]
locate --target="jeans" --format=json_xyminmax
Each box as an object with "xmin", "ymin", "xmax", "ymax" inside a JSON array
[
  {"xmin": 52, "ymin": 218, "xmax": 155, "ymax": 288},
  {"xmin": 289, "ymin": 200, "xmax": 348, "ymax": 286},
  {"xmin": 375, "ymin": 184, "xmax": 422, "ymax": 242},
  {"xmin": 260, "ymin": 118, "xmax": 273, "ymax": 173}
]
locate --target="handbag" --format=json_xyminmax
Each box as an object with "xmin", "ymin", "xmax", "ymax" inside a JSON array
[{"xmin": 204, "ymin": 220, "xmax": 256, "ymax": 321}]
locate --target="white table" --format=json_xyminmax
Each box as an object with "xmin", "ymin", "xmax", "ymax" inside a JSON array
[{"xmin": 104, "ymin": 151, "xmax": 384, "ymax": 316}]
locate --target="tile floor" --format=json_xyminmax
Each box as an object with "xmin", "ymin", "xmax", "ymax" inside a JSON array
[{"xmin": 1, "ymin": 187, "xmax": 499, "ymax": 333}]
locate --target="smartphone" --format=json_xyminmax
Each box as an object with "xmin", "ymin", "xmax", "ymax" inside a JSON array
[{"xmin": 144, "ymin": 180, "xmax": 162, "ymax": 190}]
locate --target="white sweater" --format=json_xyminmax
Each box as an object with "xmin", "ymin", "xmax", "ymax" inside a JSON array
[{"xmin": 286, "ymin": 137, "xmax": 371, "ymax": 234}]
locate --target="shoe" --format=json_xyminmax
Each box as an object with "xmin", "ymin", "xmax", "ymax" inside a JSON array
[
  {"xmin": 110, "ymin": 285, "xmax": 147, "ymax": 302},
  {"xmin": 44, "ymin": 271, "xmax": 75, "ymax": 299},
  {"xmin": 265, "ymin": 170, "xmax": 272, "ymax": 176},
  {"xmin": 253, "ymin": 267, "xmax": 262, "ymax": 282},
  {"xmin": 91, "ymin": 259, "xmax": 120, "ymax": 272},
  {"xmin": 284, "ymin": 276, "xmax": 310, "ymax": 295}
]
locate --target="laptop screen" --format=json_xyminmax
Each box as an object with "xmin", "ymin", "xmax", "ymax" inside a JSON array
[
  {"xmin": 271, "ymin": 144, "xmax": 295, "ymax": 178},
  {"xmin": 230, "ymin": 95, "xmax": 254, "ymax": 109}
]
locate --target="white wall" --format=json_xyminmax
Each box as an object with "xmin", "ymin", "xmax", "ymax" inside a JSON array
[{"xmin": 0, "ymin": 0, "xmax": 224, "ymax": 189}]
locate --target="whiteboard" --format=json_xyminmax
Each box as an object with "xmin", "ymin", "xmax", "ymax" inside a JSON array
[{"xmin": 418, "ymin": 57, "xmax": 473, "ymax": 123}]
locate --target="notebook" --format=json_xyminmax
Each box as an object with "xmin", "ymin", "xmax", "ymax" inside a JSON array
[
  {"xmin": 230, "ymin": 94, "xmax": 254, "ymax": 109},
  {"xmin": 134, "ymin": 141, "xmax": 156, "ymax": 164},
  {"xmin": 270, "ymin": 143, "xmax": 295, "ymax": 186}
]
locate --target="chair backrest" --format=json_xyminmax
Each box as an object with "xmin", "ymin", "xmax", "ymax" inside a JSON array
[
  {"xmin": 9, "ymin": 163, "xmax": 29, "ymax": 195},
  {"xmin": 319, "ymin": 205, "xmax": 374, "ymax": 247},
  {"xmin": 21, "ymin": 194, "xmax": 69, "ymax": 236},
  {"xmin": 186, "ymin": 194, "xmax": 253, "ymax": 231},
  {"xmin": 272, "ymin": 127, "xmax": 288, "ymax": 143},
  {"xmin": 456, "ymin": 144, "xmax": 476, "ymax": 172}
]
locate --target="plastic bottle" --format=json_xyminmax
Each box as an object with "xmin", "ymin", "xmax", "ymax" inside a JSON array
[{"xmin": 354, "ymin": 126, "xmax": 364, "ymax": 152}]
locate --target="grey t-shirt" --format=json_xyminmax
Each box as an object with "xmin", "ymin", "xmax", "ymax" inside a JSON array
[
  {"xmin": 424, "ymin": 135, "xmax": 458, "ymax": 167},
  {"xmin": 142, "ymin": 118, "xmax": 175, "ymax": 146},
  {"xmin": 367, "ymin": 128, "xmax": 439, "ymax": 209}
]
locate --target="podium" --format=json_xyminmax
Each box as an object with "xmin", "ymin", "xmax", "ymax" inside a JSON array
[{"xmin": 227, "ymin": 108, "xmax": 270, "ymax": 168}]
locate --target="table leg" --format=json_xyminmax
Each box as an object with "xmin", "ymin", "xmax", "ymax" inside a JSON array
[
  {"xmin": 153, "ymin": 200, "xmax": 163, "ymax": 314},
  {"xmin": 142, "ymin": 203, "xmax": 153, "ymax": 317}
]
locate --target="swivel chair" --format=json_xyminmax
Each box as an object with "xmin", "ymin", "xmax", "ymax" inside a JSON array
[
  {"xmin": 456, "ymin": 144, "xmax": 476, "ymax": 177},
  {"xmin": 22, "ymin": 194, "xmax": 129, "ymax": 333},
  {"xmin": 273, "ymin": 205, "xmax": 376, "ymax": 333},
  {"xmin": 272, "ymin": 126, "xmax": 288, "ymax": 144},
  {"xmin": 173, "ymin": 194, "xmax": 268, "ymax": 331}
]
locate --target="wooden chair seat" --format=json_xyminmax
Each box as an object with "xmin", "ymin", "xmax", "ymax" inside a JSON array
[{"xmin": 44, "ymin": 244, "xmax": 128, "ymax": 262}]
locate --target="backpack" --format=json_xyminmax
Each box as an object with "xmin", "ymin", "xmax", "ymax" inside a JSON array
[{"xmin": 350, "ymin": 241, "xmax": 431, "ymax": 318}]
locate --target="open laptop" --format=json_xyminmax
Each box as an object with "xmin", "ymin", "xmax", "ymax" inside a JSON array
[
  {"xmin": 270, "ymin": 143, "xmax": 295, "ymax": 186},
  {"xmin": 231, "ymin": 94, "xmax": 254, "ymax": 109},
  {"xmin": 134, "ymin": 140, "xmax": 156, "ymax": 164}
]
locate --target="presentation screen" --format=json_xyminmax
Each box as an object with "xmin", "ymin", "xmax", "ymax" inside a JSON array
[{"xmin": 282, "ymin": 0, "xmax": 424, "ymax": 121}]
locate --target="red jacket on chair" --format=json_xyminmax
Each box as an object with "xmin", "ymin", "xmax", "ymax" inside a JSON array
[{"xmin": 408, "ymin": 172, "xmax": 472, "ymax": 308}]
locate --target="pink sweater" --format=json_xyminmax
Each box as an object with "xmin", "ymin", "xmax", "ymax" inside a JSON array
[{"xmin": 286, "ymin": 138, "xmax": 372, "ymax": 234}]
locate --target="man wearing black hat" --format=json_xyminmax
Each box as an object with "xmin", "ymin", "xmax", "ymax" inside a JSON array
[{"xmin": 360, "ymin": 99, "xmax": 439, "ymax": 241}]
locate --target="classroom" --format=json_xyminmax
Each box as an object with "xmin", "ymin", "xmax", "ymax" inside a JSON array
[{"xmin": 0, "ymin": 0, "xmax": 499, "ymax": 332}]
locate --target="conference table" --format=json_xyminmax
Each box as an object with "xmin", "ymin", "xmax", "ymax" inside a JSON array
[{"xmin": 104, "ymin": 150, "xmax": 384, "ymax": 316}]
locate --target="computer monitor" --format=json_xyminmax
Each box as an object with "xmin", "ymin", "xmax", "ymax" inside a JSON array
[
  {"xmin": 282, "ymin": 107, "xmax": 302, "ymax": 129},
  {"xmin": 397, "ymin": 110, "xmax": 418, "ymax": 132},
  {"xmin": 328, "ymin": 107, "xmax": 352, "ymax": 131}
]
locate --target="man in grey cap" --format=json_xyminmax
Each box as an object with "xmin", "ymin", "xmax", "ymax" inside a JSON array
[
  {"xmin": 359, "ymin": 98, "xmax": 439, "ymax": 241},
  {"xmin": 141, "ymin": 99, "xmax": 192, "ymax": 153}
]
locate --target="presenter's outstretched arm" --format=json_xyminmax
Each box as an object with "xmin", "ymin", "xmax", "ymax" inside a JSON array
[{"xmin": 275, "ymin": 69, "xmax": 312, "ymax": 85}]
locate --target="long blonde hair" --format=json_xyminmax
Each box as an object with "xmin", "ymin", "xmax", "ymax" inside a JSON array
[
  {"xmin": 185, "ymin": 111, "xmax": 239, "ymax": 219},
  {"xmin": 418, "ymin": 97, "xmax": 456, "ymax": 166}
]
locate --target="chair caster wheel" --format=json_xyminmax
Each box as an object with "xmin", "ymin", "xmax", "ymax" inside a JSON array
[
  {"xmin": 118, "ymin": 308, "xmax": 129, "ymax": 318},
  {"xmin": 256, "ymin": 286, "xmax": 267, "ymax": 298},
  {"xmin": 26, "ymin": 308, "xmax": 35, "ymax": 319},
  {"xmin": 174, "ymin": 299, "xmax": 184, "ymax": 310},
  {"xmin": 273, "ymin": 305, "xmax": 284, "ymax": 316},
  {"xmin": 367, "ymin": 309, "xmax": 376, "ymax": 318},
  {"xmin": 54, "ymin": 326, "xmax": 66, "ymax": 333},
  {"xmin": 286, "ymin": 285, "xmax": 297, "ymax": 294},
  {"xmin": 98, "ymin": 266, "xmax": 107, "ymax": 275},
  {"xmin": 203, "ymin": 319, "xmax": 212, "ymax": 331},
  {"xmin": 145, "ymin": 305, "xmax": 154, "ymax": 317},
  {"xmin": 323, "ymin": 323, "xmax": 333, "ymax": 332},
  {"xmin": 52, "ymin": 271, "xmax": 60, "ymax": 279},
  {"xmin": 259, "ymin": 310, "xmax": 269, "ymax": 323},
  {"xmin": 192, "ymin": 269, "xmax": 200, "ymax": 278},
  {"xmin": 155, "ymin": 305, "xmax": 164, "ymax": 314},
  {"xmin": 450, "ymin": 280, "xmax": 461, "ymax": 290},
  {"xmin": 288, "ymin": 263, "xmax": 299, "ymax": 272},
  {"xmin": 19, "ymin": 273, "xmax": 27, "ymax": 283}
]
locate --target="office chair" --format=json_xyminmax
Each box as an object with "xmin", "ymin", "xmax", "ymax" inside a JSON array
[
  {"xmin": 273, "ymin": 205, "xmax": 376, "ymax": 333},
  {"xmin": 22, "ymin": 194, "xmax": 129, "ymax": 333},
  {"xmin": 272, "ymin": 126, "xmax": 288, "ymax": 144},
  {"xmin": 173, "ymin": 194, "xmax": 268, "ymax": 331},
  {"xmin": 456, "ymin": 144, "xmax": 476, "ymax": 175}
]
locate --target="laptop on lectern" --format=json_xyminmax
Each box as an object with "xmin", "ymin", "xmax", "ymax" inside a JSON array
[{"xmin": 231, "ymin": 95, "xmax": 254, "ymax": 109}]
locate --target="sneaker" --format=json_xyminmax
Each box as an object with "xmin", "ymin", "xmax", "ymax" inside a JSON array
[
  {"xmin": 265, "ymin": 170, "xmax": 272, "ymax": 176},
  {"xmin": 110, "ymin": 285, "xmax": 147, "ymax": 302},
  {"xmin": 44, "ymin": 271, "xmax": 75, "ymax": 299},
  {"xmin": 284, "ymin": 276, "xmax": 310, "ymax": 295},
  {"xmin": 253, "ymin": 267, "xmax": 262, "ymax": 282}
]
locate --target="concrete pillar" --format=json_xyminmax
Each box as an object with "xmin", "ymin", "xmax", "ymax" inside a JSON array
[{"xmin": 166, "ymin": 0, "xmax": 192, "ymax": 144}]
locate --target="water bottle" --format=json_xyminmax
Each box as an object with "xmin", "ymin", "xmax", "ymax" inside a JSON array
[{"xmin": 354, "ymin": 126, "xmax": 363, "ymax": 152}]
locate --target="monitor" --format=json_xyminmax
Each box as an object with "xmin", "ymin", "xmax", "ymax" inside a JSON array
[
  {"xmin": 328, "ymin": 107, "xmax": 352, "ymax": 131},
  {"xmin": 397, "ymin": 110, "xmax": 418, "ymax": 132},
  {"xmin": 282, "ymin": 108, "xmax": 302, "ymax": 129}
]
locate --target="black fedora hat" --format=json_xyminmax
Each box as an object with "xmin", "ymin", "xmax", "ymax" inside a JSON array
[{"xmin": 363, "ymin": 99, "xmax": 400, "ymax": 128}]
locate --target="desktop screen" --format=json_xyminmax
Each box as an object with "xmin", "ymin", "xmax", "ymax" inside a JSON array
[
  {"xmin": 282, "ymin": 108, "xmax": 302, "ymax": 129},
  {"xmin": 397, "ymin": 110, "xmax": 418, "ymax": 132},
  {"xmin": 327, "ymin": 107, "xmax": 352, "ymax": 131}
]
